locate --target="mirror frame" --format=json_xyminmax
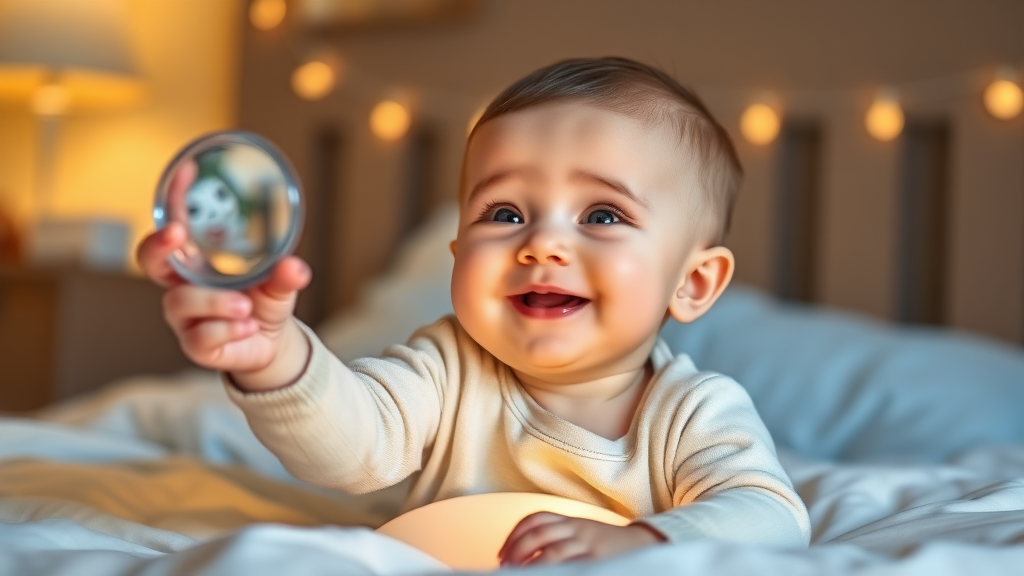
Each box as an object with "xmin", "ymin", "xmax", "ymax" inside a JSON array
[{"xmin": 153, "ymin": 130, "xmax": 304, "ymax": 290}]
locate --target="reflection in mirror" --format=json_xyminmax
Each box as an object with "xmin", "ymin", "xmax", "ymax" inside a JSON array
[{"xmin": 154, "ymin": 131, "xmax": 302, "ymax": 289}]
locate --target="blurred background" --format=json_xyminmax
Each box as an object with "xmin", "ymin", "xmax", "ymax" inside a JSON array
[{"xmin": 0, "ymin": 0, "xmax": 1022, "ymax": 410}]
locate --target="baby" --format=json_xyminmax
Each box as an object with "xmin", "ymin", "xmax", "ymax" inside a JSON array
[{"xmin": 139, "ymin": 57, "xmax": 811, "ymax": 565}]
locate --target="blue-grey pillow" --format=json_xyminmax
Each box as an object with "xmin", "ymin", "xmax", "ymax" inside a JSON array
[{"xmin": 660, "ymin": 286, "xmax": 1024, "ymax": 462}]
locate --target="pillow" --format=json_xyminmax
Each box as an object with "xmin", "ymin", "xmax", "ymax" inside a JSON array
[
  {"xmin": 317, "ymin": 202, "xmax": 1024, "ymax": 462},
  {"xmin": 660, "ymin": 288, "xmax": 1024, "ymax": 462},
  {"xmin": 317, "ymin": 204, "xmax": 457, "ymax": 362}
]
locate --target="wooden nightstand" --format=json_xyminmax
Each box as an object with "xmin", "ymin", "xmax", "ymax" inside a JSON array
[{"xmin": 0, "ymin": 266, "xmax": 194, "ymax": 412}]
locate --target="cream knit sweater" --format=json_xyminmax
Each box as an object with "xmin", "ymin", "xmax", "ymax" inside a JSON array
[{"xmin": 225, "ymin": 316, "xmax": 811, "ymax": 547}]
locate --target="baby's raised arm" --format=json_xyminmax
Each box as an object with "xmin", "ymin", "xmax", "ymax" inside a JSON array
[
  {"xmin": 139, "ymin": 175, "xmax": 448, "ymax": 493},
  {"xmin": 224, "ymin": 321, "xmax": 451, "ymax": 493}
]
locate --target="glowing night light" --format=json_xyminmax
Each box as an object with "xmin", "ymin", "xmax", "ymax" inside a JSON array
[
  {"xmin": 370, "ymin": 99, "xmax": 412, "ymax": 141},
  {"xmin": 291, "ymin": 61, "xmax": 336, "ymax": 101},
  {"xmin": 740, "ymin": 103, "xmax": 781, "ymax": 145},
  {"xmin": 865, "ymin": 90, "xmax": 904, "ymax": 142},
  {"xmin": 376, "ymin": 493, "xmax": 630, "ymax": 570}
]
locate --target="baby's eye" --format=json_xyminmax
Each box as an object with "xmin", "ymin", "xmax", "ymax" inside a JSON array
[
  {"xmin": 584, "ymin": 209, "xmax": 620, "ymax": 225},
  {"xmin": 492, "ymin": 207, "xmax": 524, "ymax": 224}
]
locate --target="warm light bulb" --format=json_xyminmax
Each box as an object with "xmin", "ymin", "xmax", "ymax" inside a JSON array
[
  {"xmin": 291, "ymin": 61, "xmax": 335, "ymax": 101},
  {"xmin": 865, "ymin": 91, "xmax": 904, "ymax": 141},
  {"xmin": 370, "ymin": 100, "xmax": 411, "ymax": 141},
  {"xmin": 983, "ymin": 79, "xmax": 1023, "ymax": 121},
  {"xmin": 250, "ymin": 0, "xmax": 287, "ymax": 30},
  {"xmin": 31, "ymin": 83, "xmax": 70, "ymax": 116},
  {"xmin": 740, "ymin": 103, "xmax": 780, "ymax": 145}
]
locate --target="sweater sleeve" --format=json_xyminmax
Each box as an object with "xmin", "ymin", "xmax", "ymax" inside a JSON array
[
  {"xmin": 223, "ymin": 318, "xmax": 458, "ymax": 494},
  {"xmin": 636, "ymin": 374, "xmax": 811, "ymax": 548}
]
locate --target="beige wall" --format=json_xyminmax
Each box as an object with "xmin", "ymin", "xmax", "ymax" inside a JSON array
[
  {"xmin": 237, "ymin": 0, "xmax": 1024, "ymax": 345},
  {"xmin": 948, "ymin": 97, "xmax": 1024, "ymax": 343},
  {"xmin": 0, "ymin": 0, "xmax": 242, "ymax": 260},
  {"xmin": 4, "ymin": 1, "xmax": 1016, "ymax": 345}
]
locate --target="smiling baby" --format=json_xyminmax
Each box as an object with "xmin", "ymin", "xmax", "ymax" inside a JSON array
[{"xmin": 139, "ymin": 57, "xmax": 810, "ymax": 566}]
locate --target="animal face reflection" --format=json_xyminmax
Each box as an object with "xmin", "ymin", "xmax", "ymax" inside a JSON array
[{"xmin": 186, "ymin": 177, "xmax": 249, "ymax": 253}]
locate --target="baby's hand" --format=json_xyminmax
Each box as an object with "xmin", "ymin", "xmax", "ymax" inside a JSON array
[
  {"xmin": 497, "ymin": 512, "xmax": 665, "ymax": 566},
  {"xmin": 136, "ymin": 163, "xmax": 312, "ymax": 391}
]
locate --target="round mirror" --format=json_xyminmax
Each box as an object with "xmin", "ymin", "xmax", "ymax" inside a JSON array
[{"xmin": 153, "ymin": 130, "xmax": 303, "ymax": 289}]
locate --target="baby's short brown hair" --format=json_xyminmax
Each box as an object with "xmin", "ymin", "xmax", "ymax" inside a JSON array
[{"xmin": 469, "ymin": 57, "xmax": 742, "ymax": 246}]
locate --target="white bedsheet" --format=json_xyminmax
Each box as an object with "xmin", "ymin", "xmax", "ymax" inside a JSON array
[{"xmin": 1, "ymin": 372, "xmax": 1022, "ymax": 575}]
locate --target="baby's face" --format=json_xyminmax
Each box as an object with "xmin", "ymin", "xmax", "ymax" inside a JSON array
[{"xmin": 451, "ymin": 102, "xmax": 703, "ymax": 382}]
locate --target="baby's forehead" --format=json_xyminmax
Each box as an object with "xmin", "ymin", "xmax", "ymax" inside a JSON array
[
  {"xmin": 463, "ymin": 102, "xmax": 696, "ymax": 195},
  {"xmin": 476, "ymin": 101, "xmax": 680, "ymax": 142}
]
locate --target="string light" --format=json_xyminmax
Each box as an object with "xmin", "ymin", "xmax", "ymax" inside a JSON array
[
  {"xmin": 740, "ymin": 103, "xmax": 781, "ymax": 145},
  {"xmin": 370, "ymin": 100, "xmax": 411, "ymax": 141},
  {"xmin": 278, "ymin": 49, "xmax": 1019, "ymax": 145},
  {"xmin": 291, "ymin": 60, "xmax": 336, "ymax": 100},
  {"xmin": 250, "ymin": 0, "xmax": 287, "ymax": 31},
  {"xmin": 983, "ymin": 67, "xmax": 1023, "ymax": 121},
  {"xmin": 865, "ymin": 89, "xmax": 904, "ymax": 141}
]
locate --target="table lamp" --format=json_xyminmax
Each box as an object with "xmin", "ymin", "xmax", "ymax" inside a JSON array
[{"xmin": 0, "ymin": 0, "xmax": 143, "ymax": 268}]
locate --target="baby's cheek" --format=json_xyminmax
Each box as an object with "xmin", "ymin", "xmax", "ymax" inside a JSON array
[
  {"xmin": 604, "ymin": 249, "xmax": 659, "ymax": 296},
  {"xmin": 449, "ymin": 260, "xmax": 472, "ymax": 318},
  {"xmin": 450, "ymin": 248, "xmax": 509, "ymax": 355},
  {"xmin": 451, "ymin": 248, "xmax": 495, "ymax": 314},
  {"xmin": 600, "ymin": 251, "xmax": 668, "ymax": 327}
]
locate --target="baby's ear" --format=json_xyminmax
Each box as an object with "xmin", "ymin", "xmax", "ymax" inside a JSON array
[{"xmin": 667, "ymin": 246, "xmax": 735, "ymax": 324}]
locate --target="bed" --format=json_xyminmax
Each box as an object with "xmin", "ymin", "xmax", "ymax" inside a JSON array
[{"xmin": 2, "ymin": 204, "xmax": 1023, "ymax": 575}]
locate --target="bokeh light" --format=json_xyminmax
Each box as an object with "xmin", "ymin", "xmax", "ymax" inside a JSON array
[
  {"xmin": 865, "ymin": 91, "xmax": 904, "ymax": 141},
  {"xmin": 249, "ymin": 0, "xmax": 286, "ymax": 31},
  {"xmin": 371, "ymin": 100, "xmax": 412, "ymax": 141},
  {"xmin": 291, "ymin": 60, "xmax": 336, "ymax": 101},
  {"xmin": 31, "ymin": 83, "xmax": 70, "ymax": 116},
  {"xmin": 983, "ymin": 79, "xmax": 1023, "ymax": 121},
  {"xmin": 740, "ymin": 103, "xmax": 781, "ymax": 145}
]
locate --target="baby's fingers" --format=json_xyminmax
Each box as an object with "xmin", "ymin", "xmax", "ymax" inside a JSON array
[
  {"xmin": 179, "ymin": 318, "xmax": 259, "ymax": 367},
  {"xmin": 247, "ymin": 256, "xmax": 310, "ymax": 318},
  {"xmin": 167, "ymin": 160, "xmax": 197, "ymax": 224},
  {"xmin": 499, "ymin": 513, "xmax": 571, "ymax": 566},
  {"xmin": 525, "ymin": 538, "xmax": 590, "ymax": 565},
  {"xmin": 136, "ymin": 222, "xmax": 188, "ymax": 287},
  {"xmin": 163, "ymin": 285, "xmax": 251, "ymax": 332}
]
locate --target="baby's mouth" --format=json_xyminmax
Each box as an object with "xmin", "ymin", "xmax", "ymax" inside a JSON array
[{"xmin": 509, "ymin": 291, "xmax": 590, "ymax": 318}]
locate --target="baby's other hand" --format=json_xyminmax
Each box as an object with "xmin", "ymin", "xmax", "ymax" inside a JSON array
[{"xmin": 497, "ymin": 512, "xmax": 665, "ymax": 566}]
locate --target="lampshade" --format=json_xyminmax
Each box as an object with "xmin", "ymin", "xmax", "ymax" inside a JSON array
[{"xmin": 0, "ymin": 0, "xmax": 143, "ymax": 114}]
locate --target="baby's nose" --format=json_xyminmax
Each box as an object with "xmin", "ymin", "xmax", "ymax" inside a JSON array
[{"xmin": 516, "ymin": 227, "xmax": 571, "ymax": 265}]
